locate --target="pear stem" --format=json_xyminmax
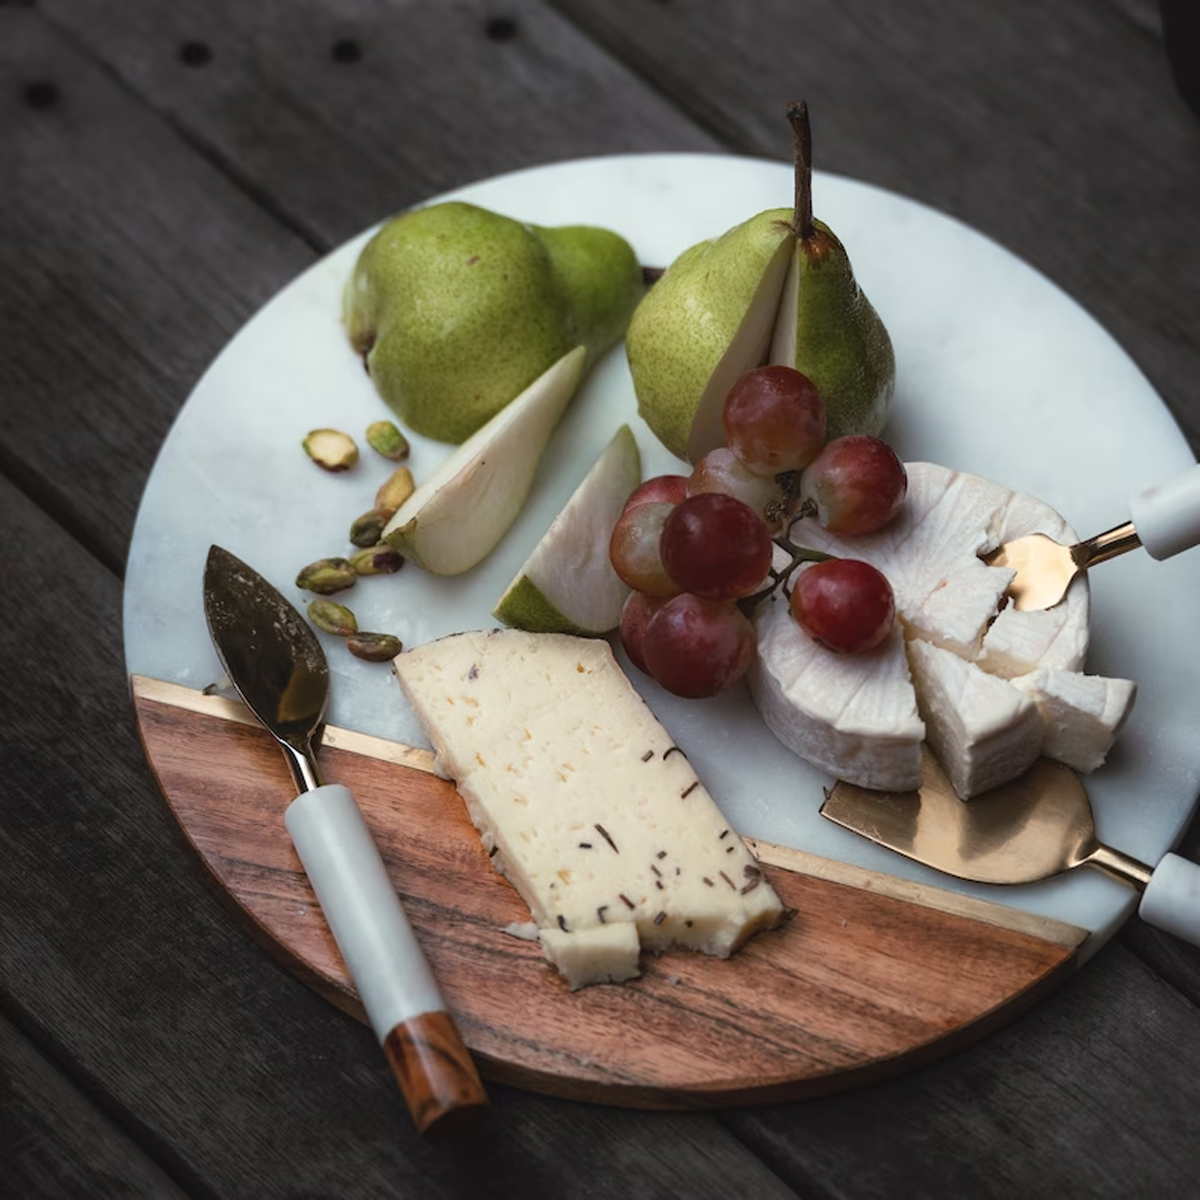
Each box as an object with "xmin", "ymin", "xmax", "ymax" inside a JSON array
[{"xmin": 787, "ymin": 100, "xmax": 814, "ymax": 241}]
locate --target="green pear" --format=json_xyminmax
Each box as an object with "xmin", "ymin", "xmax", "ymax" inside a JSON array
[
  {"xmin": 626, "ymin": 214, "xmax": 794, "ymax": 462},
  {"xmin": 381, "ymin": 346, "xmax": 585, "ymax": 576},
  {"xmin": 344, "ymin": 202, "xmax": 642, "ymax": 444},
  {"xmin": 626, "ymin": 102, "xmax": 894, "ymax": 461},
  {"xmin": 493, "ymin": 424, "xmax": 641, "ymax": 634}
]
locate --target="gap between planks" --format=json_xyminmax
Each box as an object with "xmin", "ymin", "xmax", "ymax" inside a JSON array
[{"xmin": 131, "ymin": 674, "xmax": 1088, "ymax": 953}]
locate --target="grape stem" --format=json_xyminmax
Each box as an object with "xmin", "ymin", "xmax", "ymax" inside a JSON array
[{"xmin": 738, "ymin": 540, "xmax": 833, "ymax": 615}]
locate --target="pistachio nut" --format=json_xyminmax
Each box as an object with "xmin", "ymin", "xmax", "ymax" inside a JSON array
[
  {"xmin": 295, "ymin": 556, "xmax": 357, "ymax": 595},
  {"xmin": 375, "ymin": 466, "xmax": 415, "ymax": 514},
  {"xmin": 307, "ymin": 599, "xmax": 358, "ymax": 636},
  {"xmin": 349, "ymin": 507, "xmax": 389, "ymax": 547},
  {"xmin": 347, "ymin": 631, "xmax": 403, "ymax": 662},
  {"xmin": 365, "ymin": 420, "xmax": 410, "ymax": 462},
  {"xmin": 350, "ymin": 544, "xmax": 405, "ymax": 576},
  {"xmin": 303, "ymin": 428, "xmax": 359, "ymax": 472}
]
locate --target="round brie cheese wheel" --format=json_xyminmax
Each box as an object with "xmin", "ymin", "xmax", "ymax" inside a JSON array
[{"xmin": 748, "ymin": 462, "xmax": 1116, "ymax": 798}]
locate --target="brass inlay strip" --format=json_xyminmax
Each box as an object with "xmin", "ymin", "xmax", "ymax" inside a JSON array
[{"xmin": 133, "ymin": 675, "xmax": 1088, "ymax": 950}]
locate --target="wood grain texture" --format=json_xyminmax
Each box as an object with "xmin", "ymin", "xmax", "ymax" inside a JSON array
[
  {"xmin": 1, "ymin": 9, "xmax": 315, "ymax": 572},
  {"xmin": 41, "ymin": 0, "xmax": 721, "ymax": 248},
  {"xmin": 383, "ymin": 1012, "xmax": 489, "ymax": 1140},
  {"xmin": 132, "ymin": 679, "xmax": 1087, "ymax": 1108},
  {"xmin": 0, "ymin": 1012, "xmax": 187, "ymax": 1199},
  {"xmin": 0, "ymin": 476, "xmax": 803, "ymax": 1199}
]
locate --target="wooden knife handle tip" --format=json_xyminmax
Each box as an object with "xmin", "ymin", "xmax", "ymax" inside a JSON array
[{"xmin": 383, "ymin": 1011, "xmax": 488, "ymax": 1140}]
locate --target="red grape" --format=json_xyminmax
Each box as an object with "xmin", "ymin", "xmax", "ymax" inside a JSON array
[
  {"xmin": 723, "ymin": 366, "xmax": 826, "ymax": 476},
  {"xmin": 790, "ymin": 559, "xmax": 895, "ymax": 654},
  {"xmin": 798, "ymin": 435, "xmax": 907, "ymax": 536},
  {"xmin": 642, "ymin": 594, "xmax": 755, "ymax": 699},
  {"xmin": 623, "ymin": 474, "xmax": 689, "ymax": 512},
  {"xmin": 688, "ymin": 448, "xmax": 787, "ymax": 531},
  {"xmin": 609, "ymin": 502, "xmax": 679, "ymax": 597},
  {"xmin": 659, "ymin": 493, "xmax": 772, "ymax": 600},
  {"xmin": 619, "ymin": 591, "xmax": 667, "ymax": 675}
]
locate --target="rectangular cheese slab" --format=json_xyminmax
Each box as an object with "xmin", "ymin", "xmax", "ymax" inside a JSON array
[{"xmin": 393, "ymin": 630, "xmax": 786, "ymax": 989}]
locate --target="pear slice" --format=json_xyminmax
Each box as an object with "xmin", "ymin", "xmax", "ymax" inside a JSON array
[
  {"xmin": 493, "ymin": 424, "xmax": 642, "ymax": 634},
  {"xmin": 626, "ymin": 215, "xmax": 794, "ymax": 463},
  {"xmin": 381, "ymin": 346, "xmax": 585, "ymax": 576}
]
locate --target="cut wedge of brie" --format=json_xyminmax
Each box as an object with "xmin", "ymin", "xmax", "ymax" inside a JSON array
[{"xmin": 750, "ymin": 462, "xmax": 1133, "ymax": 797}]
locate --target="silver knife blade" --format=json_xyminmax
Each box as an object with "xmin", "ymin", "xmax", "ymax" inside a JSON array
[{"xmin": 202, "ymin": 545, "xmax": 327, "ymax": 748}]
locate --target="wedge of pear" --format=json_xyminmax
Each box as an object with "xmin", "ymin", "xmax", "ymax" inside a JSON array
[
  {"xmin": 493, "ymin": 424, "xmax": 641, "ymax": 634},
  {"xmin": 381, "ymin": 346, "xmax": 585, "ymax": 576},
  {"xmin": 626, "ymin": 102, "xmax": 894, "ymax": 462},
  {"xmin": 345, "ymin": 202, "xmax": 642, "ymax": 444}
]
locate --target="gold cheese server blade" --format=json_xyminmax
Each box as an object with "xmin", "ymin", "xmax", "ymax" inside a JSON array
[
  {"xmin": 820, "ymin": 749, "xmax": 1200, "ymax": 947},
  {"xmin": 981, "ymin": 522, "xmax": 1140, "ymax": 613},
  {"xmin": 982, "ymin": 462, "xmax": 1200, "ymax": 611},
  {"xmin": 820, "ymin": 748, "xmax": 1151, "ymax": 888}
]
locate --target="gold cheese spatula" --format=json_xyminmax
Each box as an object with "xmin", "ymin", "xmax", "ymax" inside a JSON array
[
  {"xmin": 983, "ymin": 462, "xmax": 1200, "ymax": 611},
  {"xmin": 821, "ymin": 749, "xmax": 1200, "ymax": 946}
]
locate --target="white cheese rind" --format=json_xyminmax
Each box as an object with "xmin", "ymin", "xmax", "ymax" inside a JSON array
[
  {"xmin": 1010, "ymin": 669, "xmax": 1137, "ymax": 773},
  {"xmin": 750, "ymin": 597, "xmax": 924, "ymax": 791},
  {"xmin": 907, "ymin": 639, "xmax": 1042, "ymax": 799},
  {"xmin": 393, "ymin": 630, "xmax": 785, "ymax": 988},
  {"xmin": 750, "ymin": 462, "xmax": 1102, "ymax": 798}
]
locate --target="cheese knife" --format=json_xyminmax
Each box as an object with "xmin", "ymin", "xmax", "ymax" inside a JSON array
[
  {"xmin": 983, "ymin": 462, "xmax": 1200, "ymax": 611},
  {"xmin": 821, "ymin": 748, "xmax": 1200, "ymax": 946},
  {"xmin": 202, "ymin": 545, "xmax": 487, "ymax": 1138}
]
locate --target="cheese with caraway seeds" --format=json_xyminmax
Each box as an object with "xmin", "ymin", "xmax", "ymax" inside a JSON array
[{"xmin": 393, "ymin": 629, "xmax": 786, "ymax": 989}]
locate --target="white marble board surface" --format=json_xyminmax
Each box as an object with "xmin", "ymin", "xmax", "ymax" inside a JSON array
[{"xmin": 124, "ymin": 154, "xmax": 1200, "ymax": 954}]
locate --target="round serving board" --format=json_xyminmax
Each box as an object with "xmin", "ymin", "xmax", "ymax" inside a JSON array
[
  {"xmin": 125, "ymin": 155, "xmax": 1200, "ymax": 1104},
  {"xmin": 133, "ymin": 676, "xmax": 1084, "ymax": 1107}
]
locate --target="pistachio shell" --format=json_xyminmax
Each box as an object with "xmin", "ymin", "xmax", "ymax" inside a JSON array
[
  {"xmin": 365, "ymin": 420, "xmax": 410, "ymax": 462},
  {"xmin": 375, "ymin": 467, "xmax": 415, "ymax": 513},
  {"xmin": 295, "ymin": 557, "xmax": 356, "ymax": 594},
  {"xmin": 303, "ymin": 428, "xmax": 359, "ymax": 472},
  {"xmin": 347, "ymin": 631, "xmax": 403, "ymax": 662},
  {"xmin": 307, "ymin": 599, "xmax": 358, "ymax": 636},
  {"xmin": 350, "ymin": 544, "xmax": 405, "ymax": 576}
]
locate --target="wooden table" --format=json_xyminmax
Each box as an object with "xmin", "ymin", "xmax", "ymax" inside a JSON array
[{"xmin": 5, "ymin": 1, "xmax": 1200, "ymax": 1194}]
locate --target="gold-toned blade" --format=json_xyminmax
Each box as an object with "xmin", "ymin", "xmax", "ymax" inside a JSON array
[
  {"xmin": 202, "ymin": 545, "xmax": 328, "ymax": 747},
  {"xmin": 820, "ymin": 749, "xmax": 1099, "ymax": 886},
  {"xmin": 982, "ymin": 534, "xmax": 1079, "ymax": 612},
  {"xmin": 984, "ymin": 520, "xmax": 1143, "ymax": 612}
]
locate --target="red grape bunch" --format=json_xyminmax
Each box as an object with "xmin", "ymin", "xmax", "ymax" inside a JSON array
[{"xmin": 611, "ymin": 366, "xmax": 908, "ymax": 698}]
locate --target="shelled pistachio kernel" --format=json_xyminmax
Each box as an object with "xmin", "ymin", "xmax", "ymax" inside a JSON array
[
  {"xmin": 307, "ymin": 599, "xmax": 358, "ymax": 636},
  {"xmin": 303, "ymin": 428, "xmax": 359, "ymax": 472},
  {"xmin": 347, "ymin": 632, "xmax": 403, "ymax": 662},
  {"xmin": 375, "ymin": 467, "xmax": 415, "ymax": 513},
  {"xmin": 295, "ymin": 557, "xmax": 356, "ymax": 595},
  {"xmin": 349, "ymin": 544, "xmax": 404, "ymax": 576},
  {"xmin": 366, "ymin": 420, "xmax": 410, "ymax": 462},
  {"xmin": 349, "ymin": 507, "xmax": 390, "ymax": 547}
]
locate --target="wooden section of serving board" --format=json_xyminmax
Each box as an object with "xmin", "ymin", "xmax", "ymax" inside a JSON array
[{"xmin": 131, "ymin": 676, "xmax": 1088, "ymax": 1109}]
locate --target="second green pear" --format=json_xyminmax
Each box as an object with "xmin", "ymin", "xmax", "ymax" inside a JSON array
[
  {"xmin": 627, "ymin": 208, "xmax": 894, "ymax": 463},
  {"xmin": 345, "ymin": 202, "xmax": 643, "ymax": 444}
]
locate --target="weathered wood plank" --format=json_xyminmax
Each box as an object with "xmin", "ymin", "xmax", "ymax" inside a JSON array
[
  {"xmin": 552, "ymin": 0, "xmax": 1200, "ymax": 451},
  {"xmin": 40, "ymin": 0, "xmax": 721, "ymax": 247},
  {"xmin": 720, "ymin": 945, "xmax": 1200, "ymax": 1198},
  {"xmin": 2, "ymin": 9, "xmax": 315, "ymax": 572},
  {"xmin": 0, "ymin": 471, "xmax": 799, "ymax": 1196},
  {"xmin": 0, "ymin": 1011, "xmax": 187, "ymax": 1199}
]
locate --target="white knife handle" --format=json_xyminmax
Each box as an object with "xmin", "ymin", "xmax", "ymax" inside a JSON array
[
  {"xmin": 285, "ymin": 784, "xmax": 487, "ymax": 1137},
  {"xmin": 1128, "ymin": 462, "xmax": 1200, "ymax": 560},
  {"xmin": 1138, "ymin": 852, "xmax": 1200, "ymax": 946}
]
